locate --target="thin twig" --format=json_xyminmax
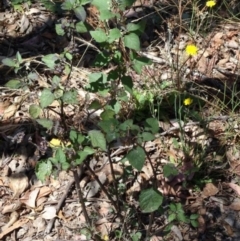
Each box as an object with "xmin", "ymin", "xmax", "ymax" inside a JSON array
[
  {"xmin": 45, "ymin": 178, "xmax": 75, "ymax": 234},
  {"xmin": 45, "ymin": 166, "xmax": 84, "ymax": 234},
  {"xmin": 85, "ymin": 161, "xmax": 119, "ymax": 212},
  {"xmin": 107, "ymin": 149, "xmax": 119, "ymax": 209},
  {"xmin": 146, "ymin": 212, "xmax": 154, "ymax": 239},
  {"xmin": 73, "ymin": 168, "xmax": 91, "ymax": 226}
]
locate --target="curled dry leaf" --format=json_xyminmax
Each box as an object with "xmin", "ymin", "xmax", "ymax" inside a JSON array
[
  {"xmin": 202, "ymin": 183, "xmax": 219, "ymax": 198},
  {"xmin": 1, "ymin": 211, "xmax": 19, "ymax": 231},
  {"xmin": 41, "ymin": 206, "xmax": 57, "ymax": 220},
  {"xmin": 8, "ymin": 173, "xmax": 29, "ymax": 198},
  {"xmin": 83, "ymin": 173, "xmax": 106, "ymax": 198},
  {"xmin": 198, "ymin": 215, "xmax": 206, "ymax": 233},
  {"xmin": 20, "ymin": 188, "xmax": 40, "ymax": 208},
  {"xmin": 229, "ymin": 198, "xmax": 240, "ymax": 211},
  {"xmin": 2, "ymin": 201, "xmax": 22, "ymax": 214},
  {"xmin": 20, "ymin": 14, "xmax": 30, "ymax": 34},
  {"xmin": 0, "ymin": 218, "xmax": 29, "ymax": 240},
  {"xmin": 171, "ymin": 225, "xmax": 183, "ymax": 241},
  {"xmin": 38, "ymin": 186, "xmax": 52, "ymax": 199},
  {"xmin": 150, "ymin": 236, "xmax": 162, "ymax": 241},
  {"xmin": 33, "ymin": 217, "xmax": 46, "ymax": 233},
  {"xmin": 227, "ymin": 183, "xmax": 240, "ymax": 196},
  {"xmin": 0, "ymin": 100, "xmax": 10, "ymax": 115},
  {"xmin": 3, "ymin": 104, "xmax": 18, "ymax": 120}
]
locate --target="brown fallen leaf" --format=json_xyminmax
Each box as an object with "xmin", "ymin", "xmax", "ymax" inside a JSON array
[
  {"xmin": 2, "ymin": 201, "xmax": 22, "ymax": 214},
  {"xmin": 20, "ymin": 187, "xmax": 40, "ymax": 208},
  {"xmin": 8, "ymin": 173, "xmax": 29, "ymax": 198},
  {"xmin": 0, "ymin": 218, "xmax": 29, "ymax": 239},
  {"xmin": 1, "ymin": 211, "xmax": 19, "ymax": 231},
  {"xmin": 229, "ymin": 198, "xmax": 240, "ymax": 211},
  {"xmin": 228, "ymin": 182, "xmax": 240, "ymax": 196},
  {"xmin": 202, "ymin": 183, "xmax": 219, "ymax": 198},
  {"xmin": 0, "ymin": 100, "xmax": 10, "ymax": 115},
  {"xmin": 3, "ymin": 104, "xmax": 18, "ymax": 120},
  {"xmin": 41, "ymin": 206, "xmax": 57, "ymax": 220}
]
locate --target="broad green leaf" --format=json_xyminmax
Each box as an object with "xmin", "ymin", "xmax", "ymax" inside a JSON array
[
  {"xmin": 119, "ymin": 119, "xmax": 140, "ymax": 133},
  {"xmin": 40, "ymin": 89, "xmax": 55, "ymax": 108},
  {"xmin": 139, "ymin": 188, "xmax": 163, "ymax": 213},
  {"xmin": 88, "ymin": 130, "xmax": 107, "ymax": 151},
  {"xmin": 76, "ymin": 21, "xmax": 88, "ymax": 33},
  {"xmin": 54, "ymin": 89, "xmax": 64, "ymax": 99},
  {"xmin": 81, "ymin": 0, "xmax": 92, "ymax": 4},
  {"xmin": 138, "ymin": 132, "xmax": 155, "ymax": 142},
  {"xmin": 190, "ymin": 214, "xmax": 199, "ymax": 220},
  {"xmin": 88, "ymin": 72, "xmax": 102, "ymax": 82},
  {"xmin": 2, "ymin": 58, "xmax": 16, "ymax": 67},
  {"xmin": 191, "ymin": 219, "xmax": 199, "ymax": 228},
  {"xmin": 177, "ymin": 212, "xmax": 189, "ymax": 223},
  {"xmin": 52, "ymin": 75, "xmax": 61, "ymax": 86},
  {"xmin": 16, "ymin": 51, "xmax": 22, "ymax": 63},
  {"xmin": 49, "ymin": 157, "xmax": 58, "ymax": 165},
  {"xmin": 61, "ymin": 161, "xmax": 70, "ymax": 170},
  {"xmin": 131, "ymin": 232, "xmax": 142, "ymax": 241},
  {"xmin": 176, "ymin": 203, "xmax": 183, "ymax": 211},
  {"xmin": 100, "ymin": 109, "xmax": 115, "ymax": 120},
  {"xmin": 92, "ymin": 0, "xmax": 111, "ymax": 10},
  {"xmin": 61, "ymin": 0, "xmax": 75, "ymax": 10},
  {"xmin": 4, "ymin": 79, "xmax": 22, "ymax": 89},
  {"xmin": 168, "ymin": 213, "xmax": 177, "ymax": 222},
  {"xmin": 76, "ymin": 147, "xmax": 95, "ymax": 164},
  {"xmin": 41, "ymin": 0, "xmax": 62, "ymax": 13},
  {"xmin": 93, "ymin": 53, "xmax": 109, "ymax": 67},
  {"xmin": 126, "ymin": 21, "xmax": 146, "ymax": 33},
  {"xmin": 36, "ymin": 118, "xmax": 53, "ymax": 130},
  {"xmin": 27, "ymin": 72, "xmax": 38, "ymax": 81},
  {"xmin": 118, "ymin": 0, "xmax": 135, "ymax": 10},
  {"xmin": 123, "ymin": 33, "xmax": 140, "ymax": 50},
  {"xmin": 132, "ymin": 55, "xmax": 152, "ymax": 74},
  {"xmin": 126, "ymin": 146, "xmax": 145, "ymax": 171},
  {"xmin": 55, "ymin": 148, "xmax": 66, "ymax": 163},
  {"xmin": 98, "ymin": 119, "xmax": 119, "ymax": 142},
  {"xmin": 126, "ymin": 23, "xmax": 141, "ymax": 32},
  {"xmin": 108, "ymin": 28, "xmax": 121, "ymax": 43},
  {"xmin": 163, "ymin": 164, "xmax": 178, "ymax": 178},
  {"xmin": 169, "ymin": 203, "xmax": 177, "ymax": 212},
  {"xmin": 35, "ymin": 160, "xmax": 52, "ymax": 182},
  {"xmin": 112, "ymin": 101, "xmax": 121, "ymax": 114},
  {"xmin": 99, "ymin": 9, "xmax": 115, "ymax": 21},
  {"xmin": 121, "ymin": 76, "xmax": 133, "ymax": 94},
  {"xmin": 69, "ymin": 130, "xmax": 85, "ymax": 144},
  {"xmin": 90, "ymin": 29, "xmax": 108, "ymax": 43},
  {"xmin": 113, "ymin": 50, "xmax": 122, "ymax": 62},
  {"xmin": 42, "ymin": 54, "xmax": 58, "ymax": 69},
  {"xmin": 55, "ymin": 24, "xmax": 65, "ymax": 36},
  {"xmin": 89, "ymin": 100, "xmax": 102, "ymax": 110},
  {"xmin": 74, "ymin": 6, "xmax": 86, "ymax": 21},
  {"xmin": 29, "ymin": 104, "xmax": 41, "ymax": 118},
  {"xmin": 62, "ymin": 89, "xmax": 78, "ymax": 104},
  {"xmin": 64, "ymin": 64, "xmax": 71, "ymax": 75},
  {"xmin": 164, "ymin": 223, "xmax": 173, "ymax": 232},
  {"xmin": 145, "ymin": 118, "xmax": 159, "ymax": 134}
]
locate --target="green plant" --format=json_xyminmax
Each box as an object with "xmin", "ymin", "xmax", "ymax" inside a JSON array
[
  {"xmin": 3, "ymin": 0, "xmax": 234, "ymax": 240},
  {"xmin": 167, "ymin": 203, "xmax": 199, "ymax": 229}
]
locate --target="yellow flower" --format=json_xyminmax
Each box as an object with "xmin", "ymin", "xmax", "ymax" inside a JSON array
[
  {"xmin": 101, "ymin": 234, "xmax": 109, "ymax": 241},
  {"xmin": 185, "ymin": 44, "xmax": 198, "ymax": 56},
  {"xmin": 184, "ymin": 98, "xmax": 193, "ymax": 106},
  {"xmin": 206, "ymin": 0, "xmax": 216, "ymax": 7},
  {"xmin": 49, "ymin": 138, "xmax": 71, "ymax": 148}
]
